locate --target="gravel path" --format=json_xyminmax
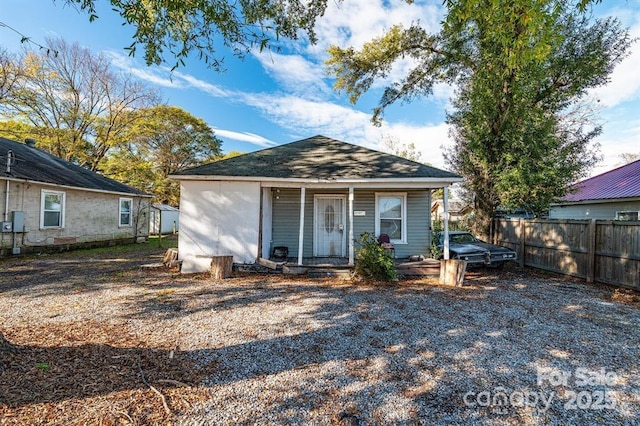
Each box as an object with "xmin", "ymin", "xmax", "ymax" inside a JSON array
[{"xmin": 1, "ymin": 251, "xmax": 638, "ymax": 425}]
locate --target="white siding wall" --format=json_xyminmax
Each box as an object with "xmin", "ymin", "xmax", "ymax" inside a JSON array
[
  {"xmin": 178, "ymin": 180, "xmax": 260, "ymax": 265},
  {"xmin": 150, "ymin": 209, "xmax": 180, "ymax": 234}
]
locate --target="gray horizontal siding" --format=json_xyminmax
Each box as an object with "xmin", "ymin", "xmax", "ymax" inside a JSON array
[
  {"xmin": 549, "ymin": 201, "xmax": 640, "ymax": 220},
  {"xmin": 271, "ymin": 188, "xmax": 432, "ymax": 259}
]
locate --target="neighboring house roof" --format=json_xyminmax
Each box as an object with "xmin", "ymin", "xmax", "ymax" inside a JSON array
[
  {"xmin": 0, "ymin": 137, "xmax": 149, "ymax": 196},
  {"xmin": 560, "ymin": 160, "xmax": 640, "ymax": 203},
  {"xmin": 173, "ymin": 135, "xmax": 462, "ymax": 181},
  {"xmin": 152, "ymin": 204, "xmax": 179, "ymax": 212},
  {"xmin": 431, "ymin": 199, "xmax": 472, "ymax": 215}
]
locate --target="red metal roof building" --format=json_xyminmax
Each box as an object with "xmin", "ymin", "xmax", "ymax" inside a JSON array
[{"xmin": 549, "ymin": 160, "xmax": 640, "ymax": 220}]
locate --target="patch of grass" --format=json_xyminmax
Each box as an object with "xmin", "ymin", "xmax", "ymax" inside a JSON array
[
  {"xmin": 27, "ymin": 235, "xmax": 179, "ymax": 261},
  {"xmin": 35, "ymin": 362, "xmax": 50, "ymax": 372}
]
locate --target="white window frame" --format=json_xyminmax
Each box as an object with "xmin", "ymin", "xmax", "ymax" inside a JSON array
[
  {"xmin": 40, "ymin": 189, "xmax": 65, "ymax": 229},
  {"xmin": 615, "ymin": 210, "xmax": 639, "ymax": 221},
  {"xmin": 375, "ymin": 192, "xmax": 407, "ymax": 244},
  {"xmin": 119, "ymin": 197, "xmax": 133, "ymax": 227}
]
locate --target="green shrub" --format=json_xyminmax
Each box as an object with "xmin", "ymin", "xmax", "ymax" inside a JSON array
[
  {"xmin": 430, "ymin": 220, "xmax": 443, "ymax": 259},
  {"xmin": 354, "ymin": 232, "xmax": 397, "ymax": 281}
]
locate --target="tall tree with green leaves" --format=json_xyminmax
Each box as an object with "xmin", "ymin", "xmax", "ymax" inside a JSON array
[
  {"xmin": 0, "ymin": 37, "xmax": 159, "ymax": 170},
  {"xmin": 102, "ymin": 105, "xmax": 222, "ymax": 206},
  {"xmin": 62, "ymin": 0, "xmax": 335, "ymax": 70},
  {"xmin": 327, "ymin": 0, "xmax": 632, "ymax": 238}
]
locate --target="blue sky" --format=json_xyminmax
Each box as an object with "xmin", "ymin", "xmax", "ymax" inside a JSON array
[{"xmin": 1, "ymin": 0, "xmax": 639, "ymax": 175}]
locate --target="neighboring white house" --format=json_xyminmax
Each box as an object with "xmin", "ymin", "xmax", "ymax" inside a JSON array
[
  {"xmin": 150, "ymin": 204, "xmax": 180, "ymax": 235},
  {"xmin": 170, "ymin": 135, "xmax": 463, "ymax": 272},
  {"xmin": 0, "ymin": 137, "xmax": 152, "ymax": 256},
  {"xmin": 549, "ymin": 159, "xmax": 640, "ymax": 220}
]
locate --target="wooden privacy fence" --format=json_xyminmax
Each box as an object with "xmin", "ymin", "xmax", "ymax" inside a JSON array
[{"xmin": 493, "ymin": 218, "xmax": 640, "ymax": 290}]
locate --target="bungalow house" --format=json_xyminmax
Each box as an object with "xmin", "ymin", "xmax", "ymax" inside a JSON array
[
  {"xmin": 548, "ymin": 159, "xmax": 640, "ymax": 220},
  {"xmin": 0, "ymin": 137, "xmax": 152, "ymax": 256},
  {"xmin": 170, "ymin": 135, "xmax": 462, "ymax": 272}
]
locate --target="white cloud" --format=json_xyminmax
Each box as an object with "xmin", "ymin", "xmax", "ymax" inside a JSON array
[
  {"xmin": 104, "ymin": 51, "xmax": 181, "ymax": 88},
  {"xmin": 380, "ymin": 122, "xmax": 453, "ymax": 170},
  {"xmin": 309, "ymin": 0, "xmax": 442, "ymax": 55},
  {"xmin": 254, "ymin": 1, "xmax": 447, "ymax": 102},
  {"xmin": 589, "ymin": 12, "xmax": 640, "ymax": 107},
  {"xmin": 173, "ymin": 71, "xmax": 231, "ymax": 97},
  {"xmin": 252, "ymin": 51, "xmax": 330, "ymax": 98},
  {"xmin": 211, "ymin": 128, "xmax": 276, "ymax": 147},
  {"xmin": 103, "ymin": 41, "xmax": 456, "ymax": 170},
  {"xmin": 241, "ymin": 93, "xmax": 374, "ymax": 138}
]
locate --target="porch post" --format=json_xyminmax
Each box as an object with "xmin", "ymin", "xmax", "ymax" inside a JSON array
[
  {"xmin": 443, "ymin": 186, "xmax": 450, "ymax": 260},
  {"xmin": 297, "ymin": 187, "xmax": 306, "ymax": 265},
  {"xmin": 348, "ymin": 186, "xmax": 354, "ymax": 266}
]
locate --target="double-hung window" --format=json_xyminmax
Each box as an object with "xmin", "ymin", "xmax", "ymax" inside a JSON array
[
  {"xmin": 41, "ymin": 190, "xmax": 65, "ymax": 228},
  {"xmin": 119, "ymin": 198, "xmax": 132, "ymax": 227},
  {"xmin": 375, "ymin": 193, "xmax": 407, "ymax": 244}
]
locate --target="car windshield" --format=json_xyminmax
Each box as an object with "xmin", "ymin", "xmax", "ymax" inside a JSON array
[{"xmin": 450, "ymin": 233, "xmax": 480, "ymax": 244}]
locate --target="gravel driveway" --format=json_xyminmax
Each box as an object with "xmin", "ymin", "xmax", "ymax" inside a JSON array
[{"xmin": 1, "ymin": 248, "xmax": 639, "ymax": 425}]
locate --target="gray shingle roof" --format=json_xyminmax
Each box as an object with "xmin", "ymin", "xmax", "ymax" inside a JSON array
[
  {"xmin": 0, "ymin": 137, "xmax": 149, "ymax": 196},
  {"xmin": 175, "ymin": 135, "xmax": 461, "ymax": 180}
]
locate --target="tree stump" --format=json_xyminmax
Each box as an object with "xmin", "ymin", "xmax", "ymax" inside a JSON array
[
  {"xmin": 210, "ymin": 255, "xmax": 233, "ymax": 280},
  {"xmin": 439, "ymin": 259, "xmax": 468, "ymax": 286},
  {"xmin": 163, "ymin": 248, "xmax": 179, "ymax": 268}
]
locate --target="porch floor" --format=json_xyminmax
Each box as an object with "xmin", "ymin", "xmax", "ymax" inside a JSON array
[{"xmin": 261, "ymin": 256, "xmax": 441, "ymax": 277}]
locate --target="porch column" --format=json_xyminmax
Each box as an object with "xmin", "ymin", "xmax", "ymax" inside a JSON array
[
  {"xmin": 297, "ymin": 187, "xmax": 306, "ymax": 265},
  {"xmin": 348, "ymin": 186, "xmax": 354, "ymax": 266},
  {"xmin": 443, "ymin": 186, "xmax": 450, "ymax": 260}
]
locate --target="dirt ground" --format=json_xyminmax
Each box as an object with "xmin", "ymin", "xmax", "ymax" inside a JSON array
[{"xmin": 1, "ymin": 240, "xmax": 639, "ymax": 425}]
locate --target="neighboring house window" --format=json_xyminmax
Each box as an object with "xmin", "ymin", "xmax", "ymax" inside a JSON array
[
  {"xmin": 616, "ymin": 211, "xmax": 639, "ymax": 221},
  {"xmin": 375, "ymin": 193, "xmax": 407, "ymax": 244},
  {"xmin": 119, "ymin": 198, "xmax": 133, "ymax": 227},
  {"xmin": 41, "ymin": 190, "xmax": 65, "ymax": 228}
]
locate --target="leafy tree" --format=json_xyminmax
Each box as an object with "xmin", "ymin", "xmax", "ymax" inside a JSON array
[
  {"xmin": 327, "ymin": 1, "xmax": 632, "ymax": 238},
  {"xmin": 0, "ymin": 37, "xmax": 159, "ymax": 170},
  {"xmin": 217, "ymin": 150, "xmax": 245, "ymax": 160},
  {"xmin": 619, "ymin": 153, "xmax": 640, "ymax": 164},
  {"xmin": 380, "ymin": 134, "xmax": 422, "ymax": 163},
  {"xmin": 445, "ymin": 9, "xmax": 630, "ymax": 236},
  {"xmin": 63, "ymin": 0, "xmax": 335, "ymax": 70},
  {"xmin": 0, "ymin": 49, "xmax": 22, "ymax": 102},
  {"xmin": 102, "ymin": 105, "xmax": 222, "ymax": 206}
]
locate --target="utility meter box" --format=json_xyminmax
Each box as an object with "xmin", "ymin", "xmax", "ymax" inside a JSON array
[
  {"xmin": 11, "ymin": 211, "xmax": 24, "ymax": 233},
  {"xmin": 1, "ymin": 221, "xmax": 12, "ymax": 233}
]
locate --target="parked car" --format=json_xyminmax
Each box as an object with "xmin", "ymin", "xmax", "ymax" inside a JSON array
[{"xmin": 439, "ymin": 231, "xmax": 517, "ymax": 267}]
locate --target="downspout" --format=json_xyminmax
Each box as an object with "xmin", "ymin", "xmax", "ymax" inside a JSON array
[
  {"xmin": 4, "ymin": 150, "xmax": 13, "ymax": 221},
  {"xmin": 3, "ymin": 180, "xmax": 8, "ymax": 222}
]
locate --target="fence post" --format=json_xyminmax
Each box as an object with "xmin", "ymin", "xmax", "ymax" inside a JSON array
[
  {"xmin": 519, "ymin": 219, "xmax": 525, "ymax": 268},
  {"xmin": 586, "ymin": 219, "xmax": 597, "ymax": 283},
  {"xmin": 491, "ymin": 218, "xmax": 496, "ymax": 245}
]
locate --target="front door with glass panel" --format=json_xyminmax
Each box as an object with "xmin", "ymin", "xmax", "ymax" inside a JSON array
[{"xmin": 314, "ymin": 196, "xmax": 346, "ymax": 257}]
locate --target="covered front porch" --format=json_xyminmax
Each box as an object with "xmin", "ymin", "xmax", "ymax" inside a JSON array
[{"xmin": 258, "ymin": 182, "xmax": 458, "ymax": 268}]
